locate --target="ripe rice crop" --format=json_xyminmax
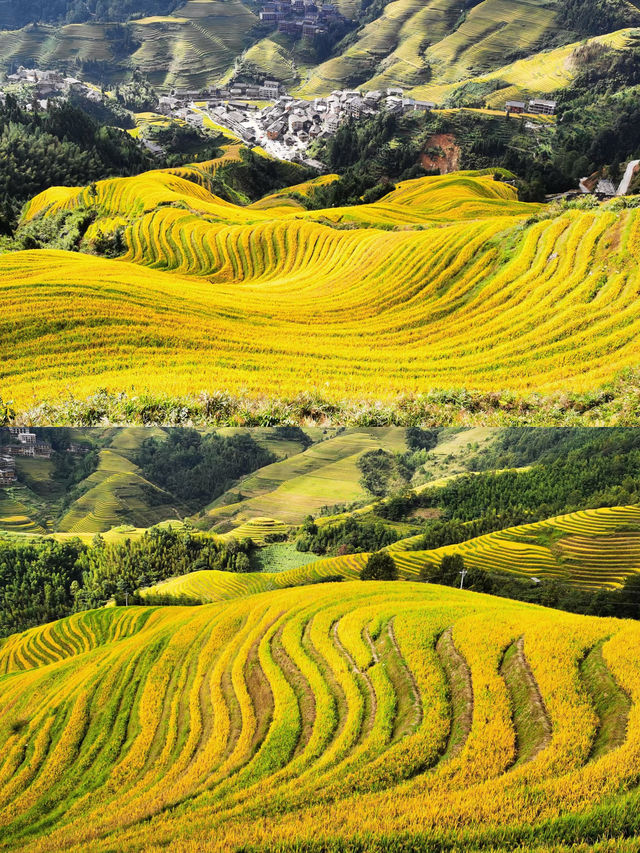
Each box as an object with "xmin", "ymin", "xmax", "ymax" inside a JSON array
[
  {"xmin": 4, "ymin": 166, "xmax": 640, "ymax": 418},
  {"xmin": 1, "ymin": 581, "xmax": 639, "ymax": 852},
  {"xmin": 389, "ymin": 504, "xmax": 640, "ymax": 589},
  {"xmin": 218, "ymin": 516, "xmax": 289, "ymax": 545}
]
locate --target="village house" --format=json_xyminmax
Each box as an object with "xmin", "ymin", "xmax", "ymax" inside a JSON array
[
  {"xmin": 260, "ymin": 80, "xmax": 281, "ymax": 99},
  {"xmin": 9, "ymin": 427, "xmax": 36, "ymax": 447},
  {"xmin": 267, "ymin": 119, "xmax": 286, "ymax": 139},
  {"xmin": 528, "ymin": 98, "xmax": 556, "ymax": 115},
  {"xmin": 0, "ymin": 454, "xmax": 16, "ymax": 486},
  {"xmin": 505, "ymin": 100, "xmax": 526, "ymax": 114},
  {"xmin": 403, "ymin": 98, "xmax": 435, "ymax": 113}
]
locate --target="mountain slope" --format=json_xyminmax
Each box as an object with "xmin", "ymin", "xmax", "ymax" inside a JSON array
[
  {"xmin": 0, "ymin": 582, "xmax": 639, "ymax": 851},
  {"xmin": 143, "ymin": 505, "xmax": 640, "ymax": 601},
  {"xmin": 1, "ymin": 0, "xmax": 639, "ymax": 94},
  {"xmin": 3, "ymin": 165, "xmax": 640, "ymax": 420}
]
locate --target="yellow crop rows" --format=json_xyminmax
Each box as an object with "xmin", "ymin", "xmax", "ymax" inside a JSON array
[
  {"xmin": 144, "ymin": 505, "xmax": 640, "ymax": 603},
  {"xmin": 1, "ymin": 581, "xmax": 639, "ymax": 851},
  {"xmin": 390, "ymin": 504, "xmax": 640, "ymax": 589},
  {"xmin": 3, "ymin": 165, "xmax": 640, "ymax": 411}
]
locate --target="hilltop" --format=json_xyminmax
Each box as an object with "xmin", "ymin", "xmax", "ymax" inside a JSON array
[
  {"xmin": 3, "ymin": 159, "xmax": 640, "ymax": 424},
  {"xmin": 0, "ymin": 580, "xmax": 639, "ymax": 851},
  {"xmin": 1, "ymin": 0, "xmax": 639, "ymax": 99}
]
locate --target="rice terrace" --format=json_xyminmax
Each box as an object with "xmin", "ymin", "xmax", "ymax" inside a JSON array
[
  {"xmin": 3, "ymin": 0, "xmax": 640, "ymax": 846},
  {"xmin": 3, "ymin": 154, "xmax": 640, "ymax": 425},
  {"xmin": 2, "ymin": 426, "xmax": 640, "ymax": 849}
]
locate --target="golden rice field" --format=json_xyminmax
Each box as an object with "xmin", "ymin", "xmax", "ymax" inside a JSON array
[
  {"xmin": 144, "ymin": 552, "xmax": 366, "ymax": 601},
  {"xmin": 4, "ymin": 164, "xmax": 640, "ymax": 415},
  {"xmin": 1, "ymin": 581, "xmax": 639, "ymax": 851},
  {"xmin": 218, "ymin": 516, "xmax": 289, "ymax": 545},
  {"xmin": 144, "ymin": 505, "xmax": 640, "ymax": 605},
  {"xmin": 389, "ymin": 504, "xmax": 640, "ymax": 589}
]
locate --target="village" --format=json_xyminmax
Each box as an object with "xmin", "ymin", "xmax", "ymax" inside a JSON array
[
  {"xmin": 5, "ymin": 64, "xmax": 635, "ymax": 199},
  {"xmin": 0, "ymin": 64, "xmax": 559, "ymax": 165},
  {"xmin": 0, "ymin": 66, "xmax": 105, "ymax": 112},
  {"xmin": 0, "ymin": 427, "xmax": 89, "ymax": 487},
  {"xmin": 157, "ymin": 82, "xmax": 559, "ymax": 164},
  {"xmin": 258, "ymin": 0, "xmax": 347, "ymax": 39}
]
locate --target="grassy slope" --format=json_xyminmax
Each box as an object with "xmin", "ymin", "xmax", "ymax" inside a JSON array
[
  {"xmin": 0, "ymin": 581, "xmax": 638, "ymax": 851},
  {"xmin": 146, "ymin": 504, "xmax": 640, "ymax": 602},
  {"xmin": 56, "ymin": 447, "xmax": 183, "ymax": 534},
  {"xmin": 0, "ymin": 0, "xmax": 638, "ymax": 97},
  {"xmin": 204, "ymin": 427, "xmax": 409, "ymax": 528},
  {"xmin": 5, "ymin": 167, "xmax": 640, "ymax": 419}
]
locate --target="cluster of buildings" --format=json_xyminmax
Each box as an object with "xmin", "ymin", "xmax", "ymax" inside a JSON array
[
  {"xmin": 505, "ymin": 98, "xmax": 557, "ymax": 116},
  {"xmin": 156, "ymin": 83, "xmax": 436, "ymax": 159},
  {"xmin": 262, "ymin": 88, "xmax": 435, "ymax": 143},
  {"xmin": 0, "ymin": 427, "xmax": 91, "ymax": 488},
  {"xmin": 0, "ymin": 428, "xmax": 51, "ymax": 485},
  {"xmin": 259, "ymin": 0, "xmax": 345, "ymax": 39},
  {"xmin": 0, "ymin": 454, "xmax": 15, "ymax": 486},
  {"xmin": 1, "ymin": 66, "xmax": 103, "ymax": 111},
  {"xmin": 4, "ymin": 428, "xmax": 52, "ymax": 459},
  {"xmin": 158, "ymin": 79, "xmax": 284, "ymax": 118},
  {"xmin": 176, "ymin": 85, "xmax": 436, "ymax": 157}
]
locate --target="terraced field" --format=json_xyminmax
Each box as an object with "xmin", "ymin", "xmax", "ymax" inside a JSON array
[
  {"xmin": 144, "ymin": 552, "xmax": 367, "ymax": 601},
  {"xmin": 4, "ymin": 164, "xmax": 640, "ymax": 418},
  {"xmin": 390, "ymin": 505, "xmax": 640, "ymax": 589},
  {"xmin": 1, "ymin": 581, "xmax": 639, "ymax": 851},
  {"xmin": 297, "ymin": 3, "xmax": 640, "ymax": 97},
  {"xmin": 205, "ymin": 427, "xmax": 410, "ymax": 528},
  {"xmin": 56, "ymin": 448, "xmax": 183, "ymax": 534},
  {"xmin": 218, "ymin": 516, "xmax": 289, "ymax": 544},
  {"xmin": 0, "ymin": 1, "xmax": 257, "ymax": 89},
  {"xmin": 0, "ymin": 492, "xmax": 45, "ymax": 534},
  {"xmin": 149, "ymin": 504, "xmax": 640, "ymax": 603}
]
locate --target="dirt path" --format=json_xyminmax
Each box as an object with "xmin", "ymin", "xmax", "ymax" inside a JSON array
[
  {"xmin": 388, "ymin": 618, "xmax": 423, "ymax": 732},
  {"xmin": 271, "ymin": 624, "xmax": 316, "ymax": 757},
  {"xmin": 581, "ymin": 641, "xmax": 631, "ymax": 760},
  {"xmin": 332, "ymin": 619, "xmax": 377, "ymax": 741}
]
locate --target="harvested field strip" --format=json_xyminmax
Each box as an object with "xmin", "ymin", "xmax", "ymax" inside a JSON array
[{"xmin": 501, "ymin": 636, "xmax": 552, "ymax": 767}]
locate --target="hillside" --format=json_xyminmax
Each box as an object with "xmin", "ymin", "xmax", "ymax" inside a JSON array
[
  {"xmin": 203, "ymin": 426, "xmax": 411, "ymax": 528},
  {"xmin": 142, "ymin": 504, "xmax": 640, "ymax": 601},
  {"xmin": 1, "ymin": 0, "xmax": 639, "ymax": 98},
  {"xmin": 0, "ymin": 426, "xmax": 420, "ymax": 536},
  {"xmin": 4, "ymin": 164, "xmax": 640, "ymax": 423},
  {"xmin": 388, "ymin": 504, "xmax": 640, "ymax": 590},
  {"xmin": 1, "ymin": 581, "xmax": 639, "ymax": 850}
]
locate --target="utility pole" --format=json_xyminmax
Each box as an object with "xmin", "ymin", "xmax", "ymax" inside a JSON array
[{"xmin": 459, "ymin": 568, "xmax": 468, "ymax": 590}]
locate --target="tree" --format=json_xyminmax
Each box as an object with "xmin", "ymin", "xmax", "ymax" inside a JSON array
[
  {"xmin": 360, "ymin": 551, "xmax": 398, "ymax": 581},
  {"xmin": 420, "ymin": 552, "xmax": 464, "ymax": 585},
  {"xmin": 235, "ymin": 553, "xmax": 251, "ymax": 573}
]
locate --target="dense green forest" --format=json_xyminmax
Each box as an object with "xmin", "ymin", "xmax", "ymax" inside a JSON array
[
  {"xmin": 0, "ymin": 95, "xmax": 155, "ymax": 234},
  {"xmin": 134, "ymin": 429, "xmax": 277, "ymax": 508},
  {"xmin": 0, "ymin": 528, "xmax": 254, "ymax": 637},
  {"xmin": 0, "ymin": 0, "xmax": 179, "ymax": 28}
]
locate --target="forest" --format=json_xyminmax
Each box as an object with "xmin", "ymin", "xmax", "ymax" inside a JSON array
[
  {"xmin": 0, "ymin": 96, "xmax": 156, "ymax": 234},
  {"xmin": 0, "ymin": 528, "xmax": 254, "ymax": 638},
  {"xmin": 0, "ymin": 0, "xmax": 179, "ymax": 28},
  {"xmin": 133, "ymin": 429, "xmax": 276, "ymax": 508}
]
